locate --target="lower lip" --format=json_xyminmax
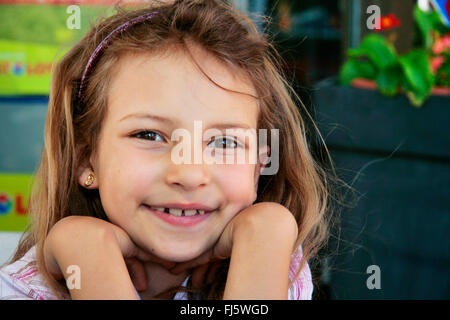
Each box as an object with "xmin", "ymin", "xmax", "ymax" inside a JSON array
[{"xmin": 144, "ymin": 205, "xmax": 214, "ymax": 227}]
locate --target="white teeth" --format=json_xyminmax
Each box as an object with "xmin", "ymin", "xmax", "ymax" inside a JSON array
[
  {"xmin": 168, "ymin": 208, "xmax": 183, "ymax": 216},
  {"xmin": 151, "ymin": 206, "xmax": 209, "ymax": 216},
  {"xmin": 184, "ymin": 210, "xmax": 198, "ymax": 217}
]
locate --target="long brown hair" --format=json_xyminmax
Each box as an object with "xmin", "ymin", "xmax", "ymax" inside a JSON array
[{"xmin": 9, "ymin": 0, "xmax": 339, "ymax": 299}]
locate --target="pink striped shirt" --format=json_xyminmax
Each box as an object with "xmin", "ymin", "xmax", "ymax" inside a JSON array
[{"xmin": 0, "ymin": 245, "xmax": 313, "ymax": 300}]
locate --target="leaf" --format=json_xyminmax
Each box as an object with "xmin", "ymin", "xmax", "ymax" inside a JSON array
[
  {"xmin": 376, "ymin": 65, "xmax": 403, "ymax": 96},
  {"xmin": 405, "ymin": 90, "xmax": 429, "ymax": 107},
  {"xmin": 347, "ymin": 47, "xmax": 366, "ymax": 58},
  {"xmin": 359, "ymin": 34, "xmax": 398, "ymax": 69},
  {"xmin": 339, "ymin": 58, "xmax": 377, "ymax": 85},
  {"xmin": 399, "ymin": 50, "xmax": 435, "ymax": 107},
  {"xmin": 414, "ymin": 5, "xmax": 438, "ymax": 49},
  {"xmin": 399, "ymin": 49, "xmax": 434, "ymax": 96}
]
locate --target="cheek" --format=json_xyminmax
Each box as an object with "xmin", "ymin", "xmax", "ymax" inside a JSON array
[
  {"xmin": 214, "ymin": 164, "xmax": 257, "ymax": 205},
  {"xmin": 96, "ymin": 146, "xmax": 162, "ymax": 217}
]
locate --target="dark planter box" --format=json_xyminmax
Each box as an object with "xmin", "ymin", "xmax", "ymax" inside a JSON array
[{"xmin": 313, "ymin": 79, "xmax": 450, "ymax": 299}]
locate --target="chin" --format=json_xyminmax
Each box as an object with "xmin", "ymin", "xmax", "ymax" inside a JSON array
[
  {"xmin": 162, "ymin": 249, "xmax": 205, "ymax": 263},
  {"xmin": 153, "ymin": 243, "xmax": 208, "ymax": 263}
]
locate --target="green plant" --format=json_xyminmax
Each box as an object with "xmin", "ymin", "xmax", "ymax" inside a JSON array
[
  {"xmin": 339, "ymin": 5, "xmax": 450, "ymax": 107},
  {"xmin": 415, "ymin": 5, "xmax": 450, "ymax": 88}
]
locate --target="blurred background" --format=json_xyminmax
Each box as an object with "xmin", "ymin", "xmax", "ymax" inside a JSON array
[{"xmin": 0, "ymin": 0, "xmax": 449, "ymax": 299}]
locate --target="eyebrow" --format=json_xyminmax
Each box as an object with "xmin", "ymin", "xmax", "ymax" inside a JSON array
[
  {"xmin": 120, "ymin": 113, "xmax": 175, "ymax": 125},
  {"xmin": 119, "ymin": 113, "xmax": 253, "ymax": 130}
]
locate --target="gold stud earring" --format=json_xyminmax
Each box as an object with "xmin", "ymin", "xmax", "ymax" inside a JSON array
[{"xmin": 84, "ymin": 173, "xmax": 95, "ymax": 187}]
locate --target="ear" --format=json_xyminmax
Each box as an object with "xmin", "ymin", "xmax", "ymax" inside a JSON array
[
  {"xmin": 76, "ymin": 145, "xmax": 99, "ymax": 189},
  {"xmin": 77, "ymin": 150, "xmax": 98, "ymax": 189},
  {"xmin": 77, "ymin": 164, "xmax": 99, "ymax": 189}
]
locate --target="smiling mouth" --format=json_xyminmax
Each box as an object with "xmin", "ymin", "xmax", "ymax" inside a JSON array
[{"xmin": 144, "ymin": 205, "xmax": 217, "ymax": 217}]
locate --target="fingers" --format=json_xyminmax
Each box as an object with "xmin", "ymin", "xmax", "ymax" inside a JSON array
[
  {"xmin": 191, "ymin": 263, "xmax": 210, "ymax": 289},
  {"xmin": 125, "ymin": 258, "xmax": 147, "ymax": 292},
  {"xmin": 206, "ymin": 260, "xmax": 223, "ymax": 285},
  {"xmin": 191, "ymin": 259, "xmax": 225, "ymax": 289},
  {"xmin": 169, "ymin": 249, "xmax": 214, "ymax": 275}
]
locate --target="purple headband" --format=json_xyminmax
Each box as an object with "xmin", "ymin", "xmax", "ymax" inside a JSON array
[{"xmin": 77, "ymin": 11, "xmax": 159, "ymax": 100}]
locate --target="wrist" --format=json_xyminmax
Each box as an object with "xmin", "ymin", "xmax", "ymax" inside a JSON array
[{"xmin": 224, "ymin": 203, "xmax": 298, "ymax": 299}]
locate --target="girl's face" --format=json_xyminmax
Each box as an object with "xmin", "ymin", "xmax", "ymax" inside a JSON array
[{"xmin": 80, "ymin": 45, "xmax": 263, "ymax": 262}]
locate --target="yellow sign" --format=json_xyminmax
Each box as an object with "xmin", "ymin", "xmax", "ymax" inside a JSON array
[{"xmin": 0, "ymin": 173, "xmax": 33, "ymax": 231}]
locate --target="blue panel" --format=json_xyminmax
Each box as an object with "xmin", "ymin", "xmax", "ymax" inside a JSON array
[{"xmin": 0, "ymin": 96, "xmax": 48, "ymax": 173}]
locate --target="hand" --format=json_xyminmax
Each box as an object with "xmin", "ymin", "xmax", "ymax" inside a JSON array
[
  {"xmin": 44, "ymin": 216, "xmax": 176, "ymax": 295},
  {"xmin": 167, "ymin": 202, "xmax": 297, "ymax": 289},
  {"xmin": 167, "ymin": 218, "xmax": 235, "ymax": 289},
  {"xmin": 107, "ymin": 221, "xmax": 177, "ymax": 291}
]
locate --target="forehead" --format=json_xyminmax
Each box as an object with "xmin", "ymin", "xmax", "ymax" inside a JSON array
[{"xmin": 106, "ymin": 44, "xmax": 259, "ymax": 127}]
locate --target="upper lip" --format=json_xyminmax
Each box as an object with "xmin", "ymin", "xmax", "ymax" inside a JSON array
[{"xmin": 147, "ymin": 203, "xmax": 217, "ymax": 212}]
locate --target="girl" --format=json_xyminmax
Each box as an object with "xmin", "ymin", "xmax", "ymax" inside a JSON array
[{"xmin": 0, "ymin": 0, "xmax": 333, "ymax": 300}]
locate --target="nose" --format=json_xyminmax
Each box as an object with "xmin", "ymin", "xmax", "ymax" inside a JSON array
[{"xmin": 165, "ymin": 162, "xmax": 211, "ymax": 190}]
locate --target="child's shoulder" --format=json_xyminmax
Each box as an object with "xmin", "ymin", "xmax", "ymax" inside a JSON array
[{"xmin": 0, "ymin": 246, "xmax": 58, "ymax": 300}]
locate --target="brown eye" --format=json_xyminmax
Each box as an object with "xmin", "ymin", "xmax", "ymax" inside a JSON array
[{"xmin": 132, "ymin": 130, "xmax": 165, "ymax": 142}]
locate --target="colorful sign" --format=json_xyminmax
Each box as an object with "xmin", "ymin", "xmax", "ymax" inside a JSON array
[
  {"xmin": 0, "ymin": 173, "xmax": 34, "ymax": 232},
  {"xmin": 0, "ymin": 3, "xmax": 117, "ymax": 95},
  {"xmin": 0, "ymin": 40, "xmax": 66, "ymax": 95}
]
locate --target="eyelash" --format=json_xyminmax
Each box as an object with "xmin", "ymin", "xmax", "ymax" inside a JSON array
[
  {"xmin": 131, "ymin": 130, "xmax": 243, "ymax": 149},
  {"xmin": 131, "ymin": 130, "xmax": 166, "ymax": 142}
]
